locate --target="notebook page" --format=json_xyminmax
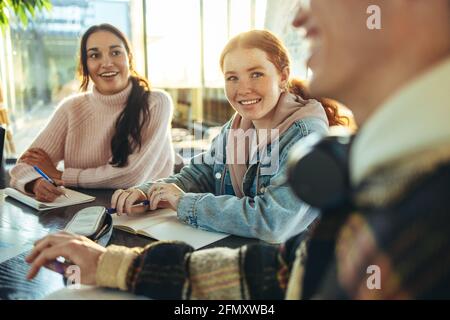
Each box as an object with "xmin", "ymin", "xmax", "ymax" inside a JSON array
[
  {"xmin": 112, "ymin": 208, "xmax": 176, "ymax": 230},
  {"xmin": 141, "ymin": 215, "xmax": 229, "ymax": 249},
  {"xmin": 39, "ymin": 189, "xmax": 95, "ymax": 208},
  {"xmin": 4, "ymin": 187, "xmax": 95, "ymax": 210}
]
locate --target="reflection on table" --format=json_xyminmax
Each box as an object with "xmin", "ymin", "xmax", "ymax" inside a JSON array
[{"xmin": 0, "ymin": 188, "xmax": 258, "ymax": 300}]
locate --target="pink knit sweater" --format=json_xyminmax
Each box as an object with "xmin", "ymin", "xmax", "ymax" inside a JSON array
[{"xmin": 10, "ymin": 82, "xmax": 175, "ymax": 192}]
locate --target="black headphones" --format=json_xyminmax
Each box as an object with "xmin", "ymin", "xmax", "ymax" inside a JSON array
[
  {"xmin": 286, "ymin": 129, "xmax": 354, "ymax": 212},
  {"xmin": 286, "ymin": 130, "xmax": 355, "ymax": 299}
]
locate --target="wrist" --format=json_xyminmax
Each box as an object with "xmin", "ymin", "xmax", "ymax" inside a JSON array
[{"xmin": 96, "ymin": 245, "xmax": 142, "ymax": 290}]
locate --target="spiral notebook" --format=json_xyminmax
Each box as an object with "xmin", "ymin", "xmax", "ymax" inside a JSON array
[
  {"xmin": 4, "ymin": 187, "xmax": 95, "ymax": 211},
  {"xmin": 112, "ymin": 208, "xmax": 229, "ymax": 249}
]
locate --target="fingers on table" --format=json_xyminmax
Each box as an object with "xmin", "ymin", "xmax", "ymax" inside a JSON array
[{"xmin": 148, "ymin": 184, "xmax": 166, "ymax": 211}]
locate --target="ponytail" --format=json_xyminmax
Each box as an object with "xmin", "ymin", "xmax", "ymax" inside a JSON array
[{"xmin": 288, "ymin": 78, "xmax": 350, "ymax": 127}]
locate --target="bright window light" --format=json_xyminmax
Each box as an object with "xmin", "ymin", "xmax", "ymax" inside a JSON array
[{"xmin": 146, "ymin": 0, "xmax": 201, "ymax": 88}]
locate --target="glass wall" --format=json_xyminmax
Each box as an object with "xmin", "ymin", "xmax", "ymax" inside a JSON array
[
  {"xmin": 145, "ymin": 0, "xmax": 309, "ymax": 129},
  {"xmin": 0, "ymin": 0, "xmax": 133, "ymax": 158},
  {"xmin": 1, "ymin": 0, "xmax": 310, "ymax": 158},
  {"xmin": 145, "ymin": 0, "xmax": 201, "ymax": 88}
]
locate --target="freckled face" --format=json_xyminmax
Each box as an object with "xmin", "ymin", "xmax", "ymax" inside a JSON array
[{"xmin": 223, "ymin": 48, "xmax": 288, "ymax": 122}]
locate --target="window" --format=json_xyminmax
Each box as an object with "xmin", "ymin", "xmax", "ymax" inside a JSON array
[
  {"xmin": 0, "ymin": 0, "xmax": 311, "ymax": 157},
  {"xmin": 0, "ymin": 0, "xmax": 133, "ymax": 158},
  {"xmin": 144, "ymin": 0, "xmax": 311, "ymax": 129},
  {"xmin": 145, "ymin": 0, "xmax": 201, "ymax": 88},
  {"xmin": 145, "ymin": 0, "xmax": 273, "ymax": 128},
  {"xmin": 146, "ymin": 0, "xmax": 269, "ymax": 89}
]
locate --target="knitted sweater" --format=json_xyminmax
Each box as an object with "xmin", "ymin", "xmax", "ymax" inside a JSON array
[{"xmin": 10, "ymin": 82, "xmax": 175, "ymax": 192}]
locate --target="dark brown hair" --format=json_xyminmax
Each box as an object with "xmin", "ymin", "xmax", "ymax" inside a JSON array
[
  {"xmin": 220, "ymin": 30, "xmax": 349, "ymax": 126},
  {"xmin": 78, "ymin": 23, "xmax": 151, "ymax": 167}
]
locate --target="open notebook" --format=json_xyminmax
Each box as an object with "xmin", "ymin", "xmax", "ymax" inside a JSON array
[
  {"xmin": 112, "ymin": 208, "xmax": 229, "ymax": 249},
  {"xmin": 4, "ymin": 187, "xmax": 95, "ymax": 211}
]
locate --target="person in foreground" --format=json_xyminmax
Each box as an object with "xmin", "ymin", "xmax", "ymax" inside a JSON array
[
  {"xmin": 109, "ymin": 29, "xmax": 348, "ymax": 243},
  {"xmin": 27, "ymin": 0, "xmax": 450, "ymax": 299},
  {"xmin": 10, "ymin": 24, "xmax": 174, "ymax": 202}
]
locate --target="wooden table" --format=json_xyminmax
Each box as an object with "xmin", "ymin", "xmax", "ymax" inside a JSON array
[{"xmin": 0, "ymin": 188, "xmax": 258, "ymax": 300}]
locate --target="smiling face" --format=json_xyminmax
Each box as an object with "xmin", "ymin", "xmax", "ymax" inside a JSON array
[
  {"xmin": 86, "ymin": 30, "xmax": 131, "ymax": 95},
  {"xmin": 293, "ymin": 0, "xmax": 450, "ymax": 124},
  {"xmin": 293, "ymin": 0, "xmax": 386, "ymax": 106},
  {"xmin": 223, "ymin": 47, "xmax": 289, "ymax": 128}
]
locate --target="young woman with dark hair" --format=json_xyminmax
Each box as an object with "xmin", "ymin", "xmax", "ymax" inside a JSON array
[{"xmin": 10, "ymin": 24, "xmax": 174, "ymax": 202}]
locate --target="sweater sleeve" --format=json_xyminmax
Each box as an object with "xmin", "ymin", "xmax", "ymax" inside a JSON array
[
  {"xmin": 96, "ymin": 232, "xmax": 310, "ymax": 299},
  {"xmin": 62, "ymin": 91, "xmax": 175, "ymax": 189},
  {"xmin": 9, "ymin": 100, "xmax": 70, "ymax": 193}
]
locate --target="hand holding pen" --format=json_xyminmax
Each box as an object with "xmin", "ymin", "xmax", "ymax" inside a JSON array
[
  {"xmin": 110, "ymin": 188, "xmax": 149, "ymax": 216},
  {"xmin": 107, "ymin": 200, "xmax": 150, "ymax": 214},
  {"xmin": 33, "ymin": 165, "xmax": 69, "ymax": 199}
]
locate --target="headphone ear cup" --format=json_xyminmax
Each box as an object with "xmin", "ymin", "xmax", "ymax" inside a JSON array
[{"xmin": 287, "ymin": 132, "xmax": 353, "ymax": 210}]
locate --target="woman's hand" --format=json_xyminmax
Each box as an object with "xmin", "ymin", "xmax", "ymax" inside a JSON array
[
  {"xmin": 27, "ymin": 178, "xmax": 65, "ymax": 202},
  {"xmin": 19, "ymin": 148, "xmax": 62, "ymax": 180},
  {"xmin": 111, "ymin": 188, "xmax": 148, "ymax": 216},
  {"xmin": 25, "ymin": 231, "xmax": 107, "ymax": 285},
  {"xmin": 147, "ymin": 183, "xmax": 185, "ymax": 211}
]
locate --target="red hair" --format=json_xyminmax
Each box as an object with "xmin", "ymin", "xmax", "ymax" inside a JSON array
[{"xmin": 220, "ymin": 30, "xmax": 349, "ymax": 126}]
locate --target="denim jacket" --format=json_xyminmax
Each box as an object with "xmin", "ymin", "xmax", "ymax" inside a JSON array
[{"xmin": 138, "ymin": 117, "xmax": 328, "ymax": 243}]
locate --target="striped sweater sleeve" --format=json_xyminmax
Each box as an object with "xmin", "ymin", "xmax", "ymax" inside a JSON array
[
  {"xmin": 96, "ymin": 232, "xmax": 309, "ymax": 299},
  {"xmin": 9, "ymin": 99, "xmax": 69, "ymax": 193}
]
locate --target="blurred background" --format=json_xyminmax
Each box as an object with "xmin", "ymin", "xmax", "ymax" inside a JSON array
[{"xmin": 0, "ymin": 0, "xmax": 310, "ymax": 161}]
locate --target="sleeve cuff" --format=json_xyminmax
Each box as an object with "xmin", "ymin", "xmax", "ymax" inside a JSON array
[
  {"xmin": 62, "ymin": 168, "xmax": 82, "ymax": 187},
  {"xmin": 16, "ymin": 174, "xmax": 42, "ymax": 194},
  {"xmin": 177, "ymin": 193, "xmax": 203, "ymax": 227},
  {"xmin": 9, "ymin": 164, "xmax": 42, "ymax": 193},
  {"xmin": 96, "ymin": 245, "xmax": 142, "ymax": 291}
]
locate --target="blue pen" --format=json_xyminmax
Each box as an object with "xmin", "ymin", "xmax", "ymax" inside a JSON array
[
  {"xmin": 107, "ymin": 200, "xmax": 150, "ymax": 214},
  {"xmin": 33, "ymin": 165, "xmax": 69, "ymax": 198}
]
